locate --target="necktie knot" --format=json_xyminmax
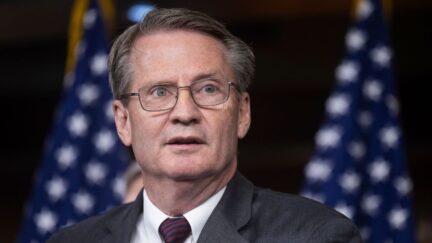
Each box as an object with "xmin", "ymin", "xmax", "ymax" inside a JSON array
[{"xmin": 159, "ymin": 216, "xmax": 191, "ymax": 243}]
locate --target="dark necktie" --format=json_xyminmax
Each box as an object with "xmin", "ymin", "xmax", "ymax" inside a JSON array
[{"xmin": 159, "ymin": 216, "xmax": 191, "ymax": 243}]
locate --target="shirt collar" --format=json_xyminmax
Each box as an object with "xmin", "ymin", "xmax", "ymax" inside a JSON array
[
  {"xmin": 143, "ymin": 190, "xmax": 168, "ymax": 242},
  {"xmin": 142, "ymin": 187, "xmax": 226, "ymax": 242}
]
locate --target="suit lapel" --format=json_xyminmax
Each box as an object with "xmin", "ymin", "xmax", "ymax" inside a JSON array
[
  {"xmin": 94, "ymin": 174, "xmax": 254, "ymax": 243},
  {"xmin": 102, "ymin": 191, "xmax": 143, "ymax": 243},
  {"xmin": 198, "ymin": 173, "xmax": 253, "ymax": 243}
]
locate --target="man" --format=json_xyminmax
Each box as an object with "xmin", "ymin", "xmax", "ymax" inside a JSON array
[{"xmin": 48, "ymin": 8, "xmax": 362, "ymax": 243}]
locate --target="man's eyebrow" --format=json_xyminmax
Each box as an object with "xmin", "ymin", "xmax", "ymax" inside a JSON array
[
  {"xmin": 191, "ymin": 72, "xmax": 221, "ymax": 82},
  {"xmin": 144, "ymin": 79, "xmax": 177, "ymax": 86},
  {"xmin": 143, "ymin": 72, "xmax": 223, "ymax": 86}
]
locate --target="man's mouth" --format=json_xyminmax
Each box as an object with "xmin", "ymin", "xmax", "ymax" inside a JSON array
[{"xmin": 166, "ymin": 137, "xmax": 205, "ymax": 146}]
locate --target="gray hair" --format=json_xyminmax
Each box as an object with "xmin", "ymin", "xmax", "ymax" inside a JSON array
[{"xmin": 108, "ymin": 8, "xmax": 255, "ymax": 99}]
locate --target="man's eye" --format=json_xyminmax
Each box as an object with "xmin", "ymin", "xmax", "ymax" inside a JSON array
[
  {"xmin": 151, "ymin": 87, "xmax": 169, "ymax": 97},
  {"xmin": 202, "ymin": 85, "xmax": 218, "ymax": 94}
]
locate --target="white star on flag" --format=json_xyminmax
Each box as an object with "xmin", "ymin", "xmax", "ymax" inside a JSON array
[
  {"xmin": 326, "ymin": 93, "xmax": 351, "ymax": 116},
  {"xmin": 346, "ymin": 29, "xmax": 367, "ymax": 51},
  {"xmin": 386, "ymin": 95, "xmax": 400, "ymax": 115},
  {"xmin": 368, "ymin": 158, "xmax": 391, "ymax": 183},
  {"xmin": 335, "ymin": 203, "xmax": 354, "ymax": 219},
  {"xmin": 113, "ymin": 176, "xmax": 126, "ymax": 199},
  {"xmin": 305, "ymin": 159, "xmax": 333, "ymax": 182},
  {"xmin": 361, "ymin": 194, "xmax": 381, "ymax": 216},
  {"xmin": 348, "ymin": 141, "xmax": 366, "ymax": 161},
  {"xmin": 357, "ymin": 0, "xmax": 374, "ymax": 19},
  {"xmin": 83, "ymin": 9, "xmax": 97, "ymax": 29},
  {"xmin": 388, "ymin": 207, "xmax": 409, "ymax": 230},
  {"xmin": 45, "ymin": 176, "xmax": 68, "ymax": 202},
  {"xmin": 339, "ymin": 171, "xmax": 361, "ymax": 193},
  {"xmin": 358, "ymin": 111, "xmax": 373, "ymax": 128},
  {"xmin": 55, "ymin": 145, "xmax": 78, "ymax": 170},
  {"xmin": 76, "ymin": 41, "xmax": 87, "ymax": 59},
  {"xmin": 67, "ymin": 112, "xmax": 89, "ymax": 137},
  {"xmin": 370, "ymin": 45, "xmax": 392, "ymax": 67},
  {"xmin": 316, "ymin": 126, "xmax": 342, "ymax": 149},
  {"xmin": 302, "ymin": 191, "xmax": 325, "ymax": 204},
  {"xmin": 360, "ymin": 227, "xmax": 371, "ymax": 242},
  {"xmin": 72, "ymin": 191, "xmax": 95, "ymax": 214},
  {"xmin": 105, "ymin": 101, "xmax": 114, "ymax": 122},
  {"xmin": 394, "ymin": 176, "xmax": 413, "ymax": 196},
  {"xmin": 93, "ymin": 129, "xmax": 116, "ymax": 154},
  {"xmin": 62, "ymin": 219, "xmax": 75, "ymax": 229},
  {"xmin": 380, "ymin": 126, "xmax": 400, "ymax": 148},
  {"xmin": 77, "ymin": 83, "xmax": 100, "ymax": 106},
  {"xmin": 336, "ymin": 61, "xmax": 360, "ymax": 83},
  {"xmin": 363, "ymin": 79, "xmax": 383, "ymax": 101},
  {"xmin": 34, "ymin": 209, "xmax": 57, "ymax": 234},
  {"xmin": 91, "ymin": 53, "xmax": 108, "ymax": 76},
  {"xmin": 85, "ymin": 161, "xmax": 108, "ymax": 185}
]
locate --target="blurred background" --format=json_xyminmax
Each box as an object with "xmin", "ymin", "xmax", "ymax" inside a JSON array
[{"xmin": 1, "ymin": 0, "xmax": 431, "ymax": 242}]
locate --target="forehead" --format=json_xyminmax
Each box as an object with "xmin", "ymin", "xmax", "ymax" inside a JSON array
[{"xmin": 129, "ymin": 30, "xmax": 234, "ymax": 86}]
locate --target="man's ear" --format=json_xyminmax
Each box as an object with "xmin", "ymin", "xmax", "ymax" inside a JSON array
[
  {"xmin": 237, "ymin": 92, "xmax": 251, "ymax": 139},
  {"xmin": 113, "ymin": 100, "xmax": 132, "ymax": 146}
]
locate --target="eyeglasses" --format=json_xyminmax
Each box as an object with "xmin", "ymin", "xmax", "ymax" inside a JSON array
[{"xmin": 119, "ymin": 77, "xmax": 238, "ymax": 111}]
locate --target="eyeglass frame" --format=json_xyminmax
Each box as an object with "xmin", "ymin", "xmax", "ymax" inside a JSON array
[{"xmin": 118, "ymin": 78, "xmax": 239, "ymax": 112}]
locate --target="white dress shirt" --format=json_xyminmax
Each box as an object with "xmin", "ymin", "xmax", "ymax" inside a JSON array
[{"xmin": 131, "ymin": 187, "xmax": 226, "ymax": 243}]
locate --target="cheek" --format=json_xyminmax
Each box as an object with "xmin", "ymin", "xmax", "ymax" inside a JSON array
[
  {"xmin": 211, "ymin": 108, "xmax": 239, "ymax": 149},
  {"xmin": 130, "ymin": 113, "xmax": 166, "ymax": 153}
]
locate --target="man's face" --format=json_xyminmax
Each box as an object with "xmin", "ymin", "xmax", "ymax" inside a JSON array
[{"xmin": 113, "ymin": 30, "xmax": 250, "ymax": 182}]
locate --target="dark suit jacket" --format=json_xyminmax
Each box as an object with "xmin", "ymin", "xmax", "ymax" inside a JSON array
[{"xmin": 47, "ymin": 172, "xmax": 363, "ymax": 243}]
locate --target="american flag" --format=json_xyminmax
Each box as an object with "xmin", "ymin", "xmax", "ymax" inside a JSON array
[
  {"xmin": 17, "ymin": 0, "xmax": 128, "ymax": 242},
  {"xmin": 301, "ymin": 0, "xmax": 417, "ymax": 242}
]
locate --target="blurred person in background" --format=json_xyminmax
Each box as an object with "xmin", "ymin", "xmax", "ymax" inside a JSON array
[{"xmin": 124, "ymin": 162, "xmax": 143, "ymax": 204}]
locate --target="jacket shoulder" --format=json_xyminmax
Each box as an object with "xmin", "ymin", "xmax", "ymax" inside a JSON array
[
  {"xmin": 47, "ymin": 203, "xmax": 134, "ymax": 243},
  {"xmin": 248, "ymin": 187, "xmax": 363, "ymax": 242},
  {"xmin": 253, "ymin": 188, "xmax": 344, "ymax": 220}
]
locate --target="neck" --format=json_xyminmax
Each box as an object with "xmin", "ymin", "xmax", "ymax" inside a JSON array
[{"xmin": 143, "ymin": 163, "xmax": 236, "ymax": 216}]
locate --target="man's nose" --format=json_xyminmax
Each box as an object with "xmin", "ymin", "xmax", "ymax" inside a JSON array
[{"xmin": 169, "ymin": 87, "xmax": 201, "ymax": 125}]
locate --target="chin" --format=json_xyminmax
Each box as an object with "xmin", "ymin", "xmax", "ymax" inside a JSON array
[{"xmin": 164, "ymin": 165, "xmax": 216, "ymax": 182}]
